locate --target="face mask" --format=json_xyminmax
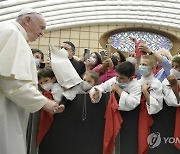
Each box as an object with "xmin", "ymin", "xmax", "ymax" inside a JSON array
[
  {"xmin": 127, "ymin": 57, "xmax": 137, "ymax": 65},
  {"xmin": 89, "ymin": 57, "xmax": 96, "ymax": 64},
  {"xmin": 41, "ymin": 83, "xmax": 53, "ymax": 91},
  {"xmin": 34, "ymin": 58, "xmax": 40, "ymax": 67},
  {"xmin": 115, "ymin": 80, "xmax": 128, "ymax": 89},
  {"xmin": 138, "ymin": 65, "xmax": 150, "ymax": 76},
  {"xmin": 170, "ymin": 68, "xmax": 180, "ymax": 80},
  {"xmin": 82, "ymin": 81, "xmax": 92, "ymax": 91}
]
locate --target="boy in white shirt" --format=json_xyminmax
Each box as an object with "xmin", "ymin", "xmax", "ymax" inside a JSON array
[
  {"xmin": 38, "ymin": 68, "xmax": 65, "ymax": 112},
  {"xmin": 89, "ymin": 61, "xmax": 141, "ymax": 111},
  {"xmin": 137, "ymin": 55, "xmax": 163, "ymax": 154},
  {"xmin": 138, "ymin": 55, "xmax": 163, "ymax": 114}
]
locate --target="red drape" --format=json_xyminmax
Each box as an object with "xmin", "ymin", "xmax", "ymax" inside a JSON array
[
  {"xmin": 36, "ymin": 91, "xmax": 54, "ymax": 145},
  {"xmin": 103, "ymin": 92, "xmax": 123, "ymax": 154},
  {"xmin": 138, "ymin": 95, "xmax": 153, "ymax": 154},
  {"xmin": 153, "ymin": 66, "xmax": 162, "ymax": 75},
  {"xmin": 174, "ymin": 85, "xmax": 180, "ymax": 150}
]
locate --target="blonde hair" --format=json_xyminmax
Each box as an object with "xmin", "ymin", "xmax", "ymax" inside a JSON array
[
  {"xmin": 141, "ymin": 55, "xmax": 157, "ymax": 68},
  {"xmin": 157, "ymin": 48, "xmax": 172, "ymax": 61},
  {"xmin": 83, "ymin": 70, "xmax": 99, "ymax": 85}
]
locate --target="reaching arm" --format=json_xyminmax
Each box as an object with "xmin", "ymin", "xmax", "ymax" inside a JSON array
[{"xmin": 0, "ymin": 75, "xmax": 60, "ymax": 114}]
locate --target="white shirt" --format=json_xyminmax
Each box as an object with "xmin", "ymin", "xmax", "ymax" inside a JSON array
[
  {"xmin": 138, "ymin": 74, "xmax": 163, "ymax": 114},
  {"xmin": 89, "ymin": 77, "xmax": 141, "ymax": 111},
  {"xmin": 162, "ymin": 78, "xmax": 180, "ymax": 106}
]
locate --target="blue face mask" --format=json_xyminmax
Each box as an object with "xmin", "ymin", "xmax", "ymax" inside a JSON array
[
  {"xmin": 138, "ymin": 65, "xmax": 150, "ymax": 76},
  {"xmin": 115, "ymin": 80, "xmax": 128, "ymax": 89},
  {"xmin": 34, "ymin": 58, "xmax": 40, "ymax": 67}
]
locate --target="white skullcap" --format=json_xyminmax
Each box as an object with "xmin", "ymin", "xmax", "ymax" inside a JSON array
[{"xmin": 18, "ymin": 8, "xmax": 41, "ymax": 17}]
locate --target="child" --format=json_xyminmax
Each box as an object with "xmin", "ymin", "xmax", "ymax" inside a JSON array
[
  {"xmin": 162, "ymin": 56, "xmax": 180, "ymax": 105},
  {"xmin": 138, "ymin": 44, "xmax": 172, "ymax": 82},
  {"xmin": 32, "ymin": 48, "xmax": 45, "ymax": 71},
  {"xmin": 38, "ymin": 67, "xmax": 65, "ymax": 112},
  {"xmin": 162, "ymin": 56, "xmax": 180, "ymax": 150},
  {"xmin": 137, "ymin": 55, "xmax": 163, "ymax": 154},
  {"xmin": 138, "ymin": 55, "xmax": 163, "ymax": 114},
  {"xmin": 83, "ymin": 70, "xmax": 99, "ymax": 87},
  {"xmin": 37, "ymin": 67, "xmax": 65, "ymax": 145},
  {"xmin": 89, "ymin": 61, "xmax": 141, "ymax": 111},
  {"xmin": 62, "ymin": 70, "xmax": 99, "ymax": 100}
]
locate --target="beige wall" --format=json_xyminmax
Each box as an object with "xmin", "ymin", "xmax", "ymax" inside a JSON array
[{"xmin": 29, "ymin": 24, "xmax": 180, "ymax": 61}]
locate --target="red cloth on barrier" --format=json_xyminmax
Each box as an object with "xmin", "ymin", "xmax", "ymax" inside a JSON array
[
  {"xmin": 103, "ymin": 92, "xmax": 123, "ymax": 154},
  {"xmin": 138, "ymin": 95, "xmax": 153, "ymax": 154},
  {"xmin": 37, "ymin": 91, "xmax": 54, "ymax": 145},
  {"xmin": 174, "ymin": 85, "xmax": 180, "ymax": 150}
]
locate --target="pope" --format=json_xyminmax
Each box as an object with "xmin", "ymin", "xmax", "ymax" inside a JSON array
[{"xmin": 0, "ymin": 8, "xmax": 62, "ymax": 154}]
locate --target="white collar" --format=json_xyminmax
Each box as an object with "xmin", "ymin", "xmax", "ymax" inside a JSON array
[
  {"xmin": 139, "ymin": 73, "xmax": 155, "ymax": 83},
  {"xmin": 13, "ymin": 21, "xmax": 29, "ymax": 41}
]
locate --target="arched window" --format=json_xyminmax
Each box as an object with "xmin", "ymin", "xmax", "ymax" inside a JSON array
[{"xmin": 110, "ymin": 31, "xmax": 173, "ymax": 53}]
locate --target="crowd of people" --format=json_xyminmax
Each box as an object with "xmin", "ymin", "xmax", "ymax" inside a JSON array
[
  {"xmin": 0, "ymin": 8, "xmax": 179, "ymax": 154},
  {"xmin": 33, "ymin": 41, "xmax": 179, "ymax": 110}
]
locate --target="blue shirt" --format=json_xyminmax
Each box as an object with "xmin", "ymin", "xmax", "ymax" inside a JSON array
[{"xmin": 154, "ymin": 56, "xmax": 172, "ymax": 82}]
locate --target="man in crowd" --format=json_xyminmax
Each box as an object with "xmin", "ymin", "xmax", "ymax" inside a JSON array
[{"xmin": 60, "ymin": 41, "xmax": 86, "ymax": 78}]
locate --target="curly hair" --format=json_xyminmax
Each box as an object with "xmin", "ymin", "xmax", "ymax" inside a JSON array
[{"xmin": 172, "ymin": 56, "xmax": 180, "ymax": 64}]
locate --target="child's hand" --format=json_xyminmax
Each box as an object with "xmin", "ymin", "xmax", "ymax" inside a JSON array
[
  {"xmin": 167, "ymin": 75, "xmax": 178, "ymax": 86},
  {"xmin": 111, "ymin": 83, "xmax": 119, "ymax": 92},
  {"xmin": 141, "ymin": 83, "xmax": 151, "ymax": 92},
  {"xmin": 91, "ymin": 88, "xmax": 100, "ymax": 103}
]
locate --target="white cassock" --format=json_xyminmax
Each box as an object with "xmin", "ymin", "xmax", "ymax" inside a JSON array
[
  {"xmin": 0, "ymin": 22, "xmax": 48, "ymax": 154},
  {"xmin": 89, "ymin": 77, "xmax": 141, "ymax": 111},
  {"xmin": 162, "ymin": 78, "xmax": 180, "ymax": 106},
  {"xmin": 138, "ymin": 74, "xmax": 163, "ymax": 114}
]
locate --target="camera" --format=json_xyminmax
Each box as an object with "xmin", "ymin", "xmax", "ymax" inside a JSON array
[{"xmin": 84, "ymin": 49, "xmax": 90, "ymax": 61}]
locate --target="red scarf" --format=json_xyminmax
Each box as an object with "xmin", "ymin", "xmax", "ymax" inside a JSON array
[
  {"xmin": 153, "ymin": 66, "xmax": 162, "ymax": 75},
  {"xmin": 103, "ymin": 92, "xmax": 123, "ymax": 154},
  {"xmin": 36, "ymin": 91, "xmax": 54, "ymax": 145},
  {"xmin": 138, "ymin": 94, "xmax": 154, "ymax": 154},
  {"xmin": 174, "ymin": 85, "xmax": 180, "ymax": 150}
]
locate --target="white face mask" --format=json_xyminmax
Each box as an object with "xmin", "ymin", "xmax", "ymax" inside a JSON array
[
  {"xmin": 170, "ymin": 69, "xmax": 180, "ymax": 83},
  {"xmin": 41, "ymin": 83, "xmax": 53, "ymax": 91},
  {"xmin": 82, "ymin": 81, "xmax": 92, "ymax": 91},
  {"xmin": 34, "ymin": 58, "xmax": 40, "ymax": 67},
  {"xmin": 127, "ymin": 57, "xmax": 137, "ymax": 65},
  {"xmin": 89, "ymin": 57, "xmax": 96, "ymax": 64}
]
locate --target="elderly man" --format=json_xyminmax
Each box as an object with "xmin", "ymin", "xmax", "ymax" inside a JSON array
[{"xmin": 0, "ymin": 8, "xmax": 62, "ymax": 154}]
